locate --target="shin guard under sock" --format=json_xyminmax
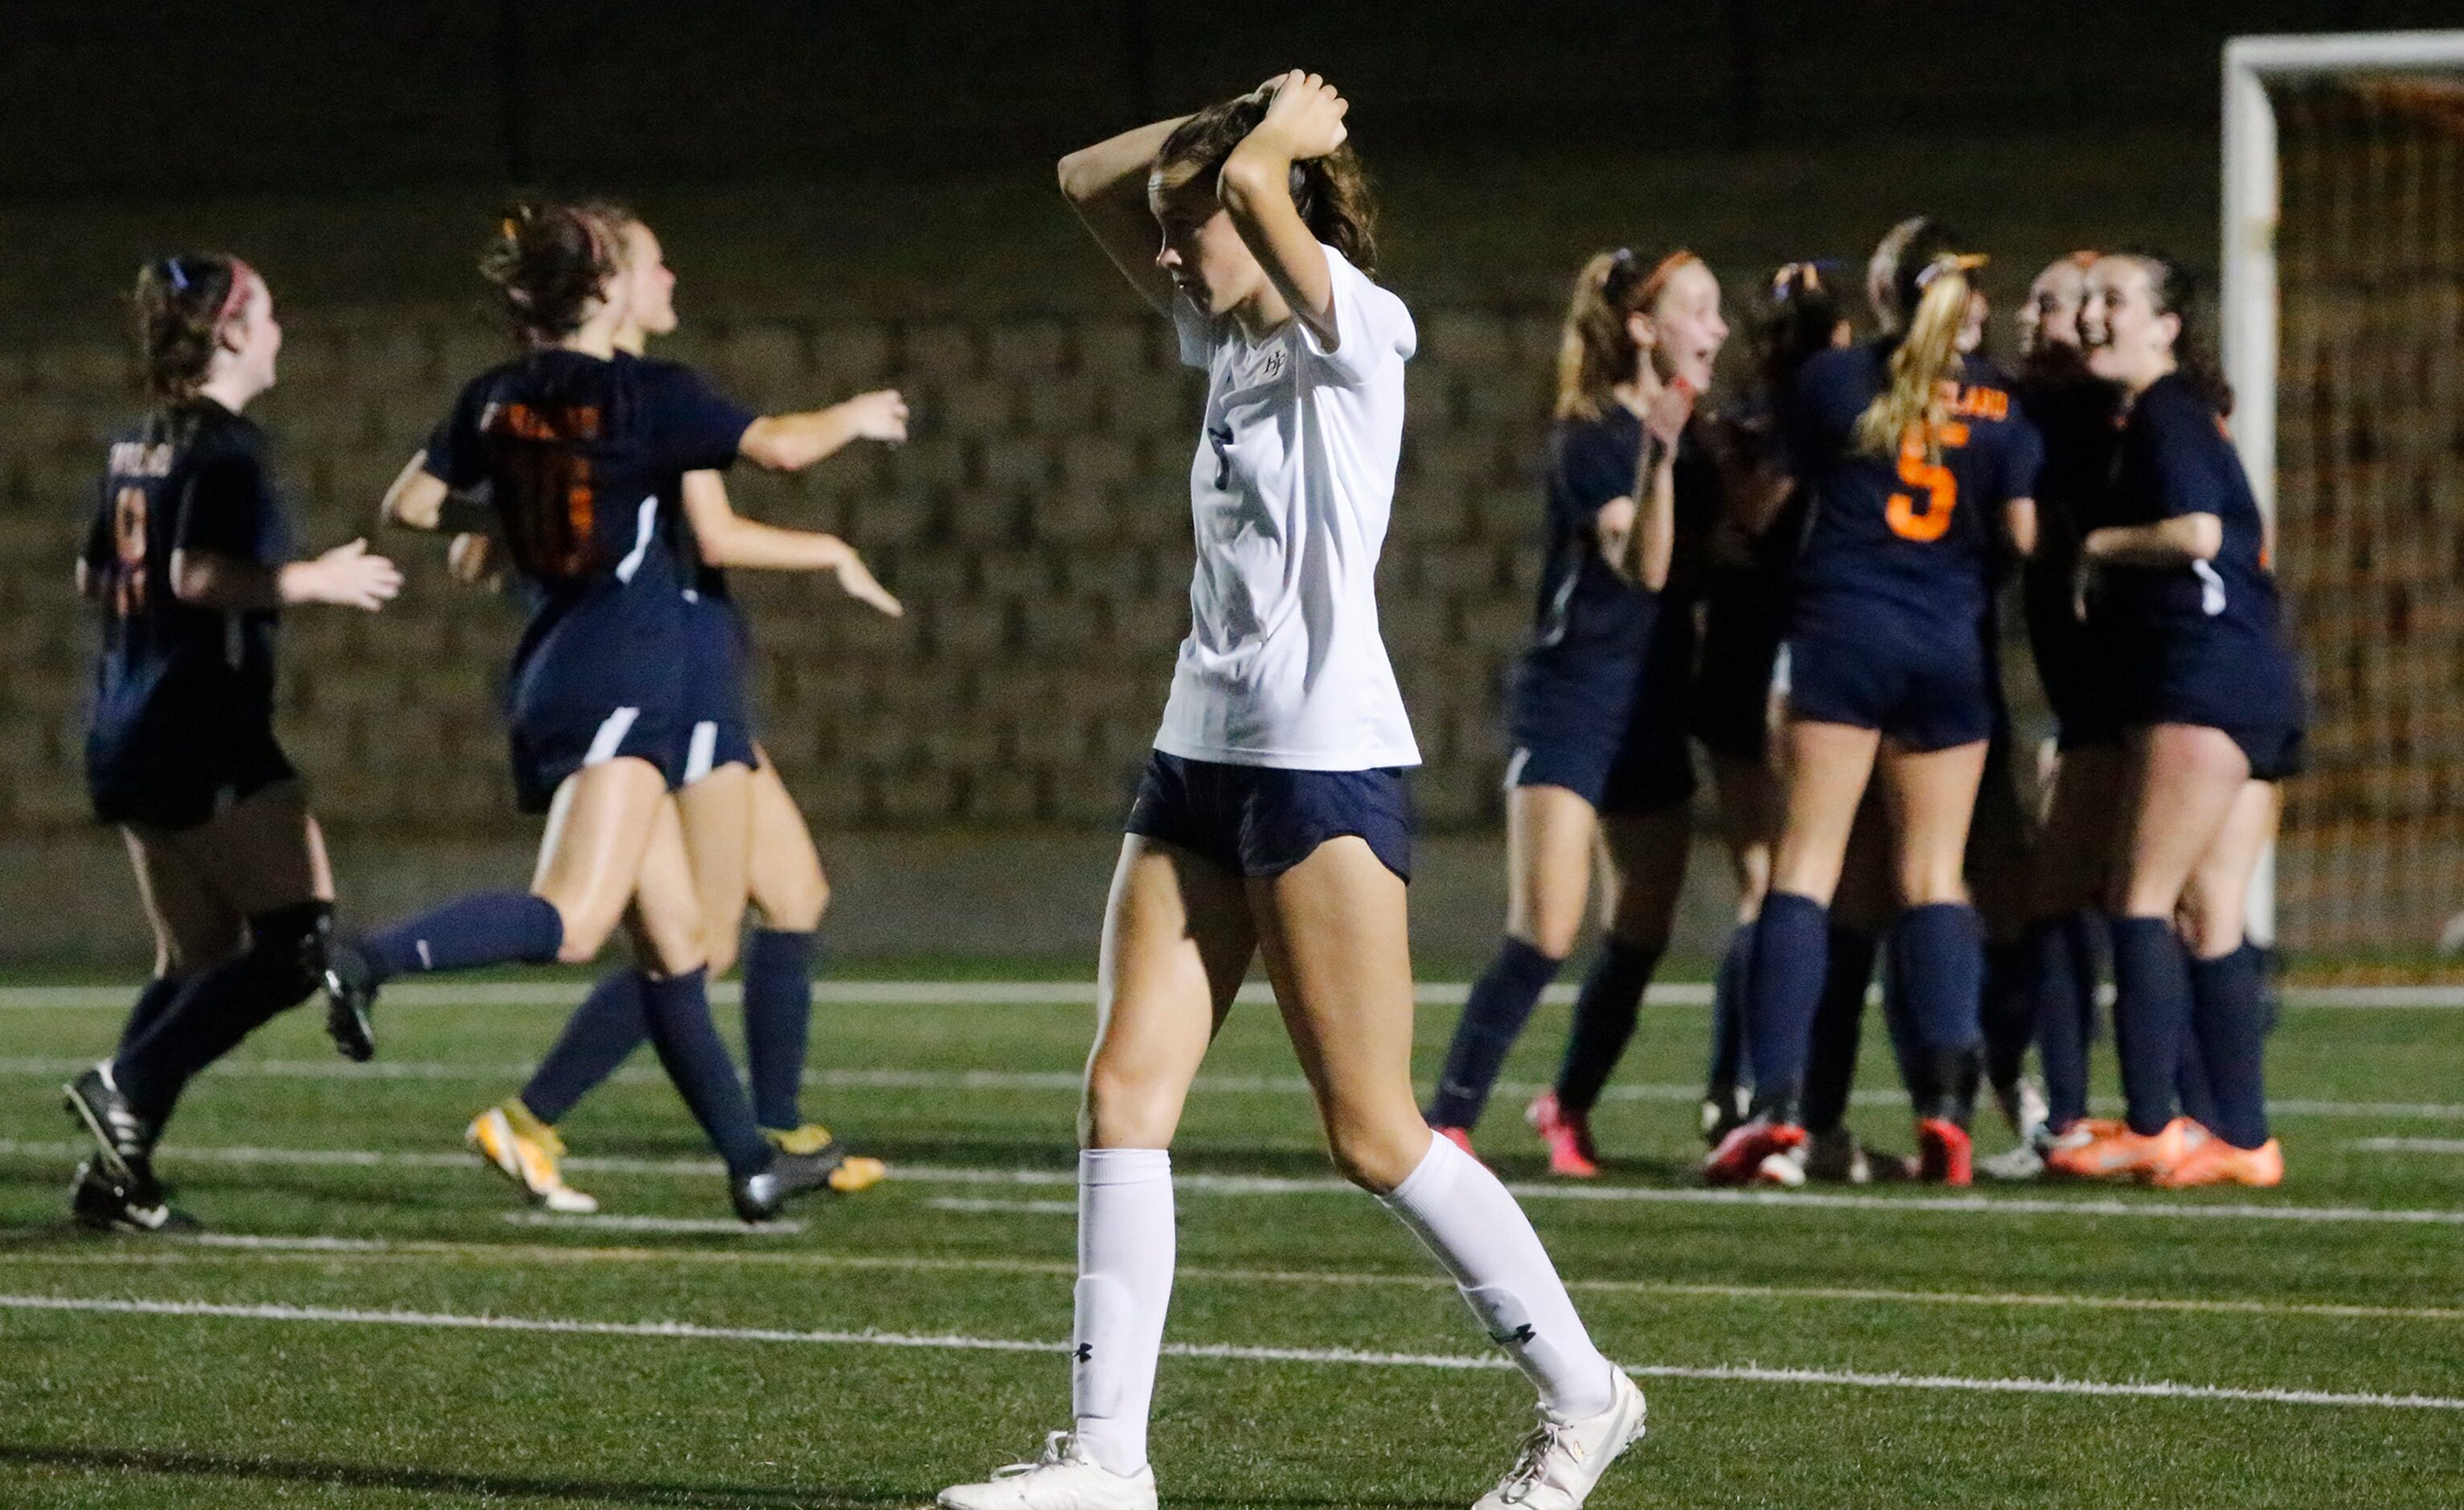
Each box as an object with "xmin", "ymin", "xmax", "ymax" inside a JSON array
[
  {"xmin": 363, "ymin": 890, "xmax": 562, "ymax": 982},
  {"xmin": 1800, "ymin": 925, "xmax": 1877, "ymax": 1134},
  {"xmin": 1744, "ymin": 892, "xmax": 1830, "ymax": 1120},
  {"xmin": 742, "ymin": 928, "xmax": 818, "ymax": 1131},
  {"xmin": 637, "ymin": 968, "xmax": 770, "ymax": 1177}
]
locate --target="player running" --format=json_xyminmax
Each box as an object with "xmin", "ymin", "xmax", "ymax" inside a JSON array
[
  {"xmin": 937, "ymin": 73, "xmax": 1646, "ymax": 1510},
  {"xmin": 316, "ymin": 201, "xmax": 891, "ymax": 1221},
  {"xmin": 64, "ymin": 255, "xmax": 403, "ymax": 1231},
  {"xmin": 453, "ymin": 209, "xmax": 900, "ymax": 1213},
  {"xmin": 2046, "ymin": 252, "xmax": 2302, "ymax": 1187},
  {"xmin": 1707, "ymin": 220, "xmax": 2042, "ymax": 1188},
  {"xmin": 1421, "ymin": 246, "xmax": 1717, "ymax": 1174}
]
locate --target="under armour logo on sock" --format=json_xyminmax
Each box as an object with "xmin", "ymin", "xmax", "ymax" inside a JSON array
[
  {"xmin": 1075, "ymin": 1344, "xmax": 1093, "ymax": 1362},
  {"xmin": 1490, "ymin": 1323, "xmax": 1537, "ymax": 1346}
]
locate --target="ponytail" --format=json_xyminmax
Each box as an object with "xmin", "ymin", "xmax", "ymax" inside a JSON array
[
  {"xmin": 130, "ymin": 254, "xmax": 255, "ymax": 402},
  {"xmin": 478, "ymin": 199, "xmax": 630, "ymax": 346},
  {"xmin": 1553, "ymin": 248, "xmax": 1697, "ymax": 422},
  {"xmin": 1854, "ymin": 254, "xmax": 1980, "ymax": 460}
]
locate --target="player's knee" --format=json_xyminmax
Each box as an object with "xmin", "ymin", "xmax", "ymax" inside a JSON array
[
  {"xmin": 1080, "ymin": 1066, "xmax": 1180, "ymax": 1149},
  {"xmin": 1324, "ymin": 1118, "xmax": 1427, "ymax": 1196},
  {"xmin": 1896, "ymin": 861, "xmax": 1968, "ymax": 909},
  {"xmin": 1508, "ymin": 912, "xmax": 1582, "ymax": 962},
  {"xmin": 244, "ymin": 900, "xmax": 334, "ymax": 1007},
  {"xmin": 703, "ymin": 931, "xmax": 741, "ymax": 979},
  {"xmin": 757, "ymin": 867, "xmax": 829, "ymax": 933}
]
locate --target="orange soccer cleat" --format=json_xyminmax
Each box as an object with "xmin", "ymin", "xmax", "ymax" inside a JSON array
[
  {"xmin": 1430, "ymin": 1123, "xmax": 1486, "ymax": 1167},
  {"xmin": 2150, "ymin": 1134, "xmax": 2284, "ymax": 1189},
  {"xmin": 2042, "ymin": 1116, "xmax": 2193, "ymax": 1181},
  {"xmin": 1525, "ymin": 1091, "xmax": 1600, "ymax": 1178},
  {"xmin": 1913, "ymin": 1117, "xmax": 1974, "ymax": 1186}
]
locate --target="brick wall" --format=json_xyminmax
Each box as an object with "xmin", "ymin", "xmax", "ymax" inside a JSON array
[{"xmin": 1, "ymin": 302, "xmax": 1573, "ymax": 843}]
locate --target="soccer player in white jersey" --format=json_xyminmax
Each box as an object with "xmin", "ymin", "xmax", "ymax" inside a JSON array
[{"xmin": 935, "ymin": 72, "xmax": 1646, "ymax": 1510}]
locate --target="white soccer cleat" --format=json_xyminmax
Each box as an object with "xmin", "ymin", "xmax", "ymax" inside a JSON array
[
  {"xmin": 1474, "ymin": 1368, "xmax": 1647, "ymax": 1510},
  {"xmin": 937, "ymin": 1431, "xmax": 1158, "ymax": 1510}
]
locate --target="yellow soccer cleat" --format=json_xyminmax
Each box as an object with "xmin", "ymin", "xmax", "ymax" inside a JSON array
[
  {"xmin": 467, "ymin": 1099, "xmax": 599, "ymax": 1213},
  {"xmin": 763, "ymin": 1123, "xmax": 888, "ymax": 1194}
]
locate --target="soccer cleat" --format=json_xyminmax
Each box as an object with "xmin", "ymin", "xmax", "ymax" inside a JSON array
[
  {"xmin": 1699, "ymin": 1084, "xmax": 1749, "ymax": 1147},
  {"xmin": 1525, "ymin": 1092, "xmax": 1600, "ymax": 1178},
  {"xmin": 2150, "ymin": 1134, "xmax": 2283, "ymax": 1189},
  {"xmin": 1474, "ymin": 1368, "xmax": 1648, "ymax": 1510},
  {"xmin": 70, "ymin": 1159, "xmax": 199, "ymax": 1234},
  {"xmin": 467, "ymin": 1102, "xmax": 598, "ymax": 1213},
  {"xmin": 1993, "ymin": 1076, "xmax": 2051, "ymax": 1143},
  {"xmin": 1798, "ymin": 1126, "xmax": 1871, "ymax": 1184},
  {"xmin": 63, "ymin": 1065, "xmax": 151, "ymax": 1188},
  {"xmin": 764, "ymin": 1124, "xmax": 888, "ymax": 1195},
  {"xmin": 1431, "ymin": 1124, "xmax": 1485, "ymax": 1165},
  {"xmin": 1913, "ymin": 1118, "xmax": 1974, "ymax": 1186},
  {"xmin": 1979, "ymin": 1131, "xmax": 2049, "ymax": 1182},
  {"xmin": 936, "ymin": 1430, "xmax": 1158, "ymax": 1510},
  {"xmin": 320, "ymin": 936, "xmax": 379, "ymax": 1061},
  {"xmin": 2042, "ymin": 1116, "xmax": 2192, "ymax": 1180},
  {"xmin": 1755, "ymin": 1151, "xmax": 1807, "ymax": 1187},
  {"xmin": 1703, "ymin": 1114, "xmax": 1805, "ymax": 1185}
]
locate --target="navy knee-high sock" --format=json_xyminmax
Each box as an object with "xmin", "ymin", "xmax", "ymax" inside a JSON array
[
  {"xmin": 1980, "ymin": 938, "xmax": 2031, "ymax": 1091},
  {"xmin": 2031, "ymin": 914, "xmax": 2094, "ymax": 1133},
  {"xmin": 1552, "ymin": 938, "xmax": 1663, "ymax": 1114},
  {"xmin": 520, "ymin": 970, "xmax": 650, "ymax": 1125},
  {"xmin": 2189, "ymin": 945, "xmax": 2270, "ymax": 1149},
  {"xmin": 116, "ymin": 975, "xmax": 187, "ymax": 1057},
  {"xmin": 1891, "ymin": 903, "xmax": 1986, "ymax": 1124},
  {"xmin": 1427, "ymin": 938, "xmax": 1564, "ymax": 1129},
  {"xmin": 363, "ymin": 891, "xmax": 563, "ymax": 982},
  {"xmin": 743, "ymin": 929, "xmax": 818, "ymax": 1132},
  {"xmin": 1744, "ymin": 892, "xmax": 1831, "ymax": 1121},
  {"xmin": 114, "ymin": 903, "xmax": 330, "ymax": 1126},
  {"xmin": 1877, "ymin": 943, "xmax": 1935, "ymax": 1112},
  {"xmin": 1801, "ymin": 925, "xmax": 1878, "ymax": 1133},
  {"xmin": 2109, "ymin": 917, "xmax": 2192, "ymax": 1137},
  {"xmin": 637, "ymin": 968, "xmax": 770, "ymax": 1178},
  {"xmin": 1705, "ymin": 925, "xmax": 1753, "ymax": 1100},
  {"xmin": 2174, "ymin": 1020, "xmax": 2220, "ymax": 1129}
]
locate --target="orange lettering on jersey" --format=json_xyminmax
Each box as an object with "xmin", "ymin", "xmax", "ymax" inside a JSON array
[
  {"xmin": 1948, "ymin": 385, "xmax": 2010, "ymax": 421},
  {"xmin": 1884, "ymin": 420, "xmax": 1970, "ymax": 543}
]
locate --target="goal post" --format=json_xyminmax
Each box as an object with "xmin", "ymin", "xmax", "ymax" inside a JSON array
[{"xmin": 2224, "ymin": 31, "xmax": 2464, "ymax": 962}]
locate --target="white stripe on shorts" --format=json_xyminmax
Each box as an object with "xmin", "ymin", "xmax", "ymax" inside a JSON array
[
  {"xmin": 1502, "ymin": 747, "xmax": 1531, "ymax": 793},
  {"xmin": 583, "ymin": 707, "xmax": 642, "ymax": 767},
  {"xmin": 683, "ymin": 721, "xmax": 719, "ymax": 784},
  {"xmin": 613, "ymin": 497, "xmax": 659, "ymax": 584}
]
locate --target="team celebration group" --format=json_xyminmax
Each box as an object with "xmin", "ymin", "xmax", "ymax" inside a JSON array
[{"xmin": 57, "ymin": 72, "xmax": 2301, "ymax": 1510}]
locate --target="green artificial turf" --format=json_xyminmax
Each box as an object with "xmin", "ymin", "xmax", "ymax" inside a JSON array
[{"xmin": 2, "ymin": 976, "xmax": 2461, "ymax": 1508}]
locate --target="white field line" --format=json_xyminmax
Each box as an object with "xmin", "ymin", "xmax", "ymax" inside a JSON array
[
  {"xmin": 5, "ymin": 979, "xmax": 2462, "ymax": 1010},
  {"xmin": 925, "ymin": 1197, "xmax": 1078, "ymax": 1216},
  {"xmin": 1, "ymin": 1056, "xmax": 2454, "ymax": 1122},
  {"xmin": 498, "ymin": 1212, "xmax": 802, "ymax": 1236},
  {"xmin": 2, "ymin": 1290, "xmax": 2458, "ymax": 1411},
  {"xmin": 6, "ymin": 1233, "xmax": 2458, "ymax": 1328},
  {"xmin": 2350, "ymin": 1137, "xmax": 2464, "ymax": 1154},
  {"xmin": 4, "ymin": 1137, "xmax": 2462, "ymax": 1227}
]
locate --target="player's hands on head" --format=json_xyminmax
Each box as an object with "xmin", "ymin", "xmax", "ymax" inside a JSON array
[
  {"xmin": 1252, "ymin": 70, "xmax": 1349, "ymax": 161},
  {"xmin": 846, "ymin": 389, "xmax": 910, "ymax": 445},
  {"xmin": 310, "ymin": 538, "xmax": 404, "ymax": 612},
  {"xmin": 834, "ymin": 551, "xmax": 904, "ymax": 618}
]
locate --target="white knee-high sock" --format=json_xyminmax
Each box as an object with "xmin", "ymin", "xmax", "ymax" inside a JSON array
[
  {"xmin": 1379, "ymin": 1131, "xmax": 1617, "ymax": 1419},
  {"xmin": 1072, "ymin": 1148, "xmax": 1175, "ymax": 1475}
]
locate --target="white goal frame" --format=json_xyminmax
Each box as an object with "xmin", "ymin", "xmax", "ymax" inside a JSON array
[{"xmin": 2222, "ymin": 31, "xmax": 2464, "ymax": 948}]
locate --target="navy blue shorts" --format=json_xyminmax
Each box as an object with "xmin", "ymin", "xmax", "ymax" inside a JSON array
[
  {"xmin": 88, "ymin": 727, "xmax": 297, "ymax": 831},
  {"xmin": 1691, "ymin": 574, "xmax": 1787, "ymax": 762},
  {"xmin": 1786, "ymin": 621, "xmax": 1995, "ymax": 753},
  {"xmin": 1507, "ymin": 612, "xmax": 1696, "ymax": 814},
  {"xmin": 2126, "ymin": 643, "xmax": 2307, "ymax": 783},
  {"xmin": 2026, "ymin": 580, "xmax": 2126, "ymax": 753},
  {"xmin": 678, "ymin": 593, "xmax": 759, "ymax": 786},
  {"xmin": 509, "ymin": 702, "xmax": 684, "ymax": 815},
  {"xmin": 1127, "ymin": 751, "xmax": 1412, "ymax": 881}
]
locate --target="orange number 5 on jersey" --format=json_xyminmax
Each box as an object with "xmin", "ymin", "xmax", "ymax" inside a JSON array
[{"xmin": 1885, "ymin": 419, "xmax": 1970, "ymax": 543}]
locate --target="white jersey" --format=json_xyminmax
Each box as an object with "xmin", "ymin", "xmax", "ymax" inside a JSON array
[{"xmin": 1153, "ymin": 245, "xmax": 1421, "ymax": 772}]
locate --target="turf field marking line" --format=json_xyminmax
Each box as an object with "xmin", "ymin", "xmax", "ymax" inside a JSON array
[
  {"xmin": 2350, "ymin": 1136, "xmax": 2464, "ymax": 1153},
  {"xmin": 499, "ymin": 1213, "xmax": 805, "ymax": 1235},
  {"xmin": 10, "ymin": 1139, "xmax": 2464, "ymax": 1225},
  {"xmin": 4, "ymin": 1292, "xmax": 2459, "ymax": 1410},
  {"xmin": 27, "ymin": 1237, "xmax": 2462, "ymax": 1326},
  {"xmin": 925, "ymin": 1197, "xmax": 1078, "ymax": 1215}
]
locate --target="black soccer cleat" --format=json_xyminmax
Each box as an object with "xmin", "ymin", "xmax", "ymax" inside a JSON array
[
  {"xmin": 70, "ymin": 1159, "xmax": 199, "ymax": 1235},
  {"xmin": 321, "ymin": 936, "xmax": 379, "ymax": 1062},
  {"xmin": 63, "ymin": 1065, "xmax": 151, "ymax": 1188},
  {"xmin": 728, "ymin": 1139, "xmax": 872, "ymax": 1224}
]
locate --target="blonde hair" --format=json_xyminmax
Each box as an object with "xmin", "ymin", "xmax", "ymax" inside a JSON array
[
  {"xmin": 1853, "ymin": 254, "xmax": 1980, "ymax": 459},
  {"xmin": 1553, "ymin": 248, "xmax": 1698, "ymax": 422}
]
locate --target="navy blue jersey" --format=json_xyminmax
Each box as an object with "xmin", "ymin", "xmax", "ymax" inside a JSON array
[
  {"xmin": 1526, "ymin": 408, "xmax": 1717, "ymax": 670},
  {"xmin": 424, "ymin": 351, "xmax": 753, "ymax": 720},
  {"xmin": 81, "ymin": 401, "xmax": 296, "ymax": 822},
  {"xmin": 2097, "ymin": 374, "xmax": 2297, "ymax": 726},
  {"xmin": 1785, "ymin": 343, "xmax": 2044, "ymax": 637},
  {"xmin": 2017, "ymin": 370, "xmax": 2126, "ymax": 742}
]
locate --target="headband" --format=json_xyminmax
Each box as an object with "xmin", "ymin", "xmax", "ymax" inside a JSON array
[
  {"xmin": 216, "ymin": 258, "xmax": 256, "ymax": 325},
  {"xmin": 1604, "ymin": 248, "xmax": 1699, "ymax": 310},
  {"xmin": 1913, "ymin": 252, "xmax": 1988, "ymax": 291}
]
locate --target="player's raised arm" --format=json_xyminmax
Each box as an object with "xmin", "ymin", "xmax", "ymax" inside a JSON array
[
  {"xmin": 1058, "ymin": 113, "xmax": 1192, "ymax": 315},
  {"xmin": 678, "ymin": 470, "xmax": 902, "ymax": 616},
  {"xmin": 1215, "ymin": 72, "xmax": 1351, "ymax": 349},
  {"xmin": 736, "ymin": 388, "xmax": 908, "ymax": 473}
]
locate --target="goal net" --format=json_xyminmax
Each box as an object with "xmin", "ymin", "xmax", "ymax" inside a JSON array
[{"xmin": 2227, "ymin": 32, "xmax": 2464, "ymax": 964}]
